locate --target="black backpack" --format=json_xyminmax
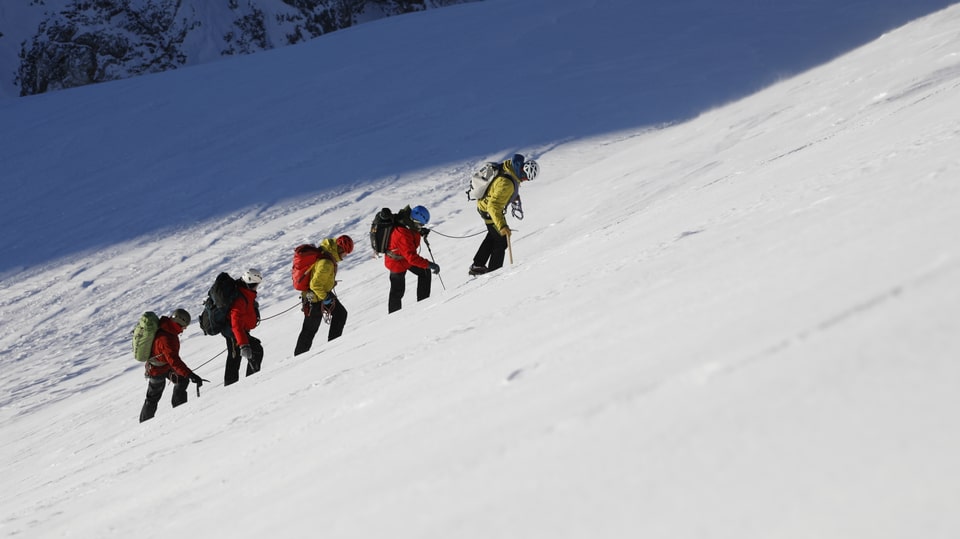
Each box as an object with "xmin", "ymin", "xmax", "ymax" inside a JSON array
[
  {"xmin": 199, "ymin": 272, "xmax": 241, "ymax": 336},
  {"xmin": 370, "ymin": 208, "xmax": 398, "ymax": 256}
]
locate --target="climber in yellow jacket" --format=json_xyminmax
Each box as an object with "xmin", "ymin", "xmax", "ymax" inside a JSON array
[{"xmin": 470, "ymin": 153, "xmax": 539, "ymax": 275}]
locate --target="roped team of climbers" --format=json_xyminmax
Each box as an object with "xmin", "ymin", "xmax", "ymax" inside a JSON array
[{"xmin": 137, "ymin": 153, "xmax": 539, "ymax": 422}]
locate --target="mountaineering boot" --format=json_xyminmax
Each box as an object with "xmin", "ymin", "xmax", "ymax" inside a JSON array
[{"xmin": 468, "ymin": 264, "xmax": 488, "ymax": 276}]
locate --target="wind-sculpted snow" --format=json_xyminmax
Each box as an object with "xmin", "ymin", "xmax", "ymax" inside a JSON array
[{"xmin": 1, "ymin": 0, "xmax": 955, "ymax": 273}]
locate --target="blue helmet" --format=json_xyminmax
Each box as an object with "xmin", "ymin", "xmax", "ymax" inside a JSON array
[{"xmin": 410, "ymin": 205, "xmax": 430, "ymax": 225}]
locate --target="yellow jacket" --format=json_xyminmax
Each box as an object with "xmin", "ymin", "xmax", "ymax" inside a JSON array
[
  {"xmin": 477, "ymin": 159, "xmax": 521, "ymax": 232},
  {"xmin": 305, "ymin": 238, "xmax": 343, "ymax": 301}
]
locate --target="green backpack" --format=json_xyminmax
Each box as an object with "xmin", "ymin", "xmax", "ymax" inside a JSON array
[{"xmin": 132, "ymin": 311, "xmax": 161, "ymax": 363}]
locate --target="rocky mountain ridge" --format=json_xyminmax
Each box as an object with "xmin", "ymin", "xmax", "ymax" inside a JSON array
[{"xmin": 0, "ymin": 0, "xmax": 469, "ymax": 98}]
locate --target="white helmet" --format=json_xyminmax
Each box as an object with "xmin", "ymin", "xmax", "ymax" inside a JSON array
[
  {"xmin": 169, "ymin": 308, "xmax": 191, "ymax": 328},
  {"xmin": 241, "ymin": 268, "xmax": 263, "ymax": 287},
  {"xmin": 522, "ymin": 159, "xmax": 539, "ymax": 181}
]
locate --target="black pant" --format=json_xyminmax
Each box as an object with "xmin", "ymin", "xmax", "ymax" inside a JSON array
[
  {"xmin": 224, "ymin": 333, "xmax": 263, "ymax": 386},
  {"xmin": 294, "ymin": 299, "xmax": 348, "ymax": 356},
  {"xmin": 388, "ymin": 266, "xmax": 432, "ymax": 313},
  {"xmin": 473, "ymin": 222, "xmax": 508, "ymax": 271},
  {"xmin": 139, "ymin": 371, "xmax": 189, "ymax": 423}
]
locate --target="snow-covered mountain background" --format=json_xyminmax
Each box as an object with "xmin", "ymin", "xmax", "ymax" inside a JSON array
[
  {"xmin": 3, "ymin": 0, "xmax": 960, "ymax": 537},
  {"xmin": 0, "ymin": 0, "xmax": 469, "ymax": 98}
]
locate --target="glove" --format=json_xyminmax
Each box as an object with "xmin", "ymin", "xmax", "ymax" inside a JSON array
[
  {"xmin": 499, "ymin": 226, "xmax": 511, "ymax": 237},
  {"xmin": 304, "ymin": 291, "xmax": 318, "ymax": 302},
  {"xmin": 240, "ymin": 345, "xmax": 253, "ymax": 360},
  {"xmin": 428, "ymin": 262, "xmax": 440, "ymax": 274},
  {"xmin": 322, "ymin": 292, "xmax": 335, "ymax": 306},
  {"xmin": 189, "ymin": 372, "xmax": 204, "ymax": 387}
]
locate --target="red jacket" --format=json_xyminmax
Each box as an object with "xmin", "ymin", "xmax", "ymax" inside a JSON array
[
  {"xmin": 229, "ymin": 285, "xmax": 259, "ymax": 346},
  {"xmin": 145, "ymin": 317, "xmax": 192, "ymax": 378},
  {"xmin": 384, "ymin": 226, "xmax": 430, "ymax": 273}
]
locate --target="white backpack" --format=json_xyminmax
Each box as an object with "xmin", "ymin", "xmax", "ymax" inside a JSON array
[
  {"xmin": 465, "ymin": 161, "xmax": 525, "ymax": 220},
  {"xmin": 465, "ymin": 162, "xmax": 504, "ymax": 201}
]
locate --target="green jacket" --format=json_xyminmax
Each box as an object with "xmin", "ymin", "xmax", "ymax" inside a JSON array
[{"xmin": 477, "ymin": 159, "xmax": 521, "ymax": 232}]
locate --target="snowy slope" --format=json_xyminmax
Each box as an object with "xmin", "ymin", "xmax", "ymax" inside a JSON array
[{"xmin": 2, "ymin": 0, "xmax": 959, "ymax": 537}]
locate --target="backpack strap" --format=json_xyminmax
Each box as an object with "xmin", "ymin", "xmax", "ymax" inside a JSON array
[
  {"xmin": 384, "ymin": 220, "xmax": 413, "ymax": 260},
  {"xmin": 147, "ymin": 327, "xmax": 171, "ymax": 366},
  {"xmin": 478, "ymin": 173, "xmax": 521, "ymax": 216},
  {"xmin": 317, "ymin": 249, "xmax": 338, "ymax": 268}
]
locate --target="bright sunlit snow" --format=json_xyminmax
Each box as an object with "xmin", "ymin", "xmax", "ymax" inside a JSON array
[{"xmin": 2, "ymin": 1, "xmax": 959, "ymax": 537}]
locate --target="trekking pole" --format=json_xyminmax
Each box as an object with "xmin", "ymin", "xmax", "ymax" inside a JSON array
[
  {"xmin": 507, "ymin": 233, "xmax": 514, "ymax": 265},
  {"xmin": 198, "ymin": 375, "xmax": 210, "ymax": 397},
  {"xmin": 423, "ymin": 236, "xmax": 446, "ymax": 290}
]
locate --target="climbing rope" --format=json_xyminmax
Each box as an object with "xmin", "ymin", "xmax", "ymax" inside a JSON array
[
  {"xmin": 427, "ymin": 228, "xmax": 486, "ymax": 239},
  {"xmin": 260, "ymin": 300, "xmax": 302, "ymax": 321},
  {"xmin": 192, "ymin": 300, "xmax": 299, "ymax": 370}
]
